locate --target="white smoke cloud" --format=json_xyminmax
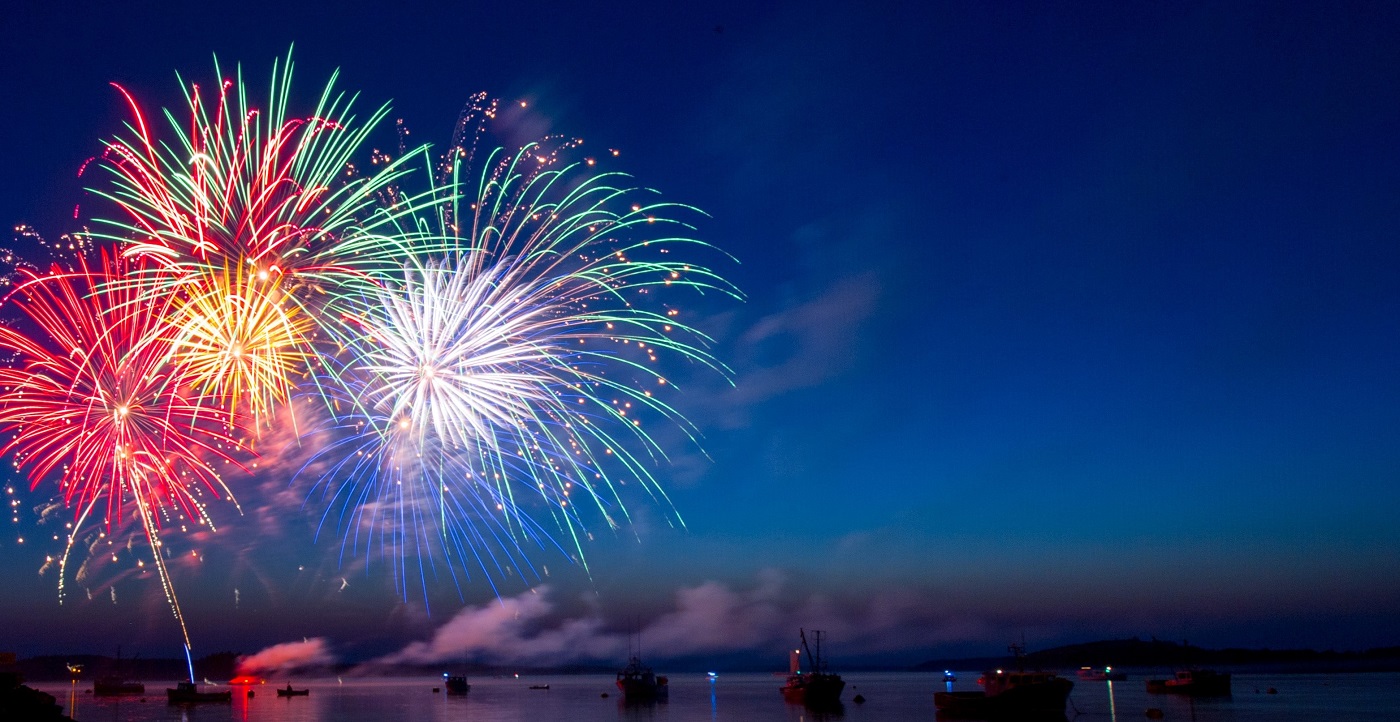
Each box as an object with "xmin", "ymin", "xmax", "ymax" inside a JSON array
[
  {"xmin": 237, "ymin": 637, "xmax": 337, "ymax": 674},
  {"xmin": 370, "ymin": 571, "xmax": 989, "ymax": 668}
]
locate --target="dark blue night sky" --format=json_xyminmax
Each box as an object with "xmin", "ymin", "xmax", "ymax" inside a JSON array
[{"xmin": 1, "ymin": 1, "xmax": 1398, "ymax": 666}]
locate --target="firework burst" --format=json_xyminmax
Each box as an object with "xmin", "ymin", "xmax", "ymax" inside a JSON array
[
  {"xmin": 307, "ymin": 117, "xmax": 740, "ymax": 600},
  {"xmin": 0, "ymin": 250, "xmax": 245, "ymax": 655}
]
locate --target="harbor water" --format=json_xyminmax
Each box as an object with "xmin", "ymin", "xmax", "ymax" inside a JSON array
[{"xmin": 34, "ymin": 671, "xmax": 1400, "ymax": 721}]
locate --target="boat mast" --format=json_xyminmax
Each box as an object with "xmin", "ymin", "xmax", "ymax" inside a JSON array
[{"xmin": 799, "ymin": 629, "xmax": 827, "ymax": 674}]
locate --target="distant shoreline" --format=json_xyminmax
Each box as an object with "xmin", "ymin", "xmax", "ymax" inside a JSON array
[{"xmin": 11, "ymin": 638, "xmax": 1400, "ymax": 681}]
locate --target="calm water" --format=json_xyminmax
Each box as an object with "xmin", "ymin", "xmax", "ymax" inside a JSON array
[{"xmin": 35, "ymin": 671, "xmax": 1400, "ymax": 722}]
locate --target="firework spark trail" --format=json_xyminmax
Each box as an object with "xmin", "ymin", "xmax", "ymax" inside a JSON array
[
  {"xmin": 306, "ymin": 118, "xmax": 740, "ymax": 602},
  {"xmin": 0, "ymin": 251, "xmax": 245, "ymax": 653}
]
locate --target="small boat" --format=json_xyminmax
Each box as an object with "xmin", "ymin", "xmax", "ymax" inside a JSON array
[
  {"xmin": 779, "ymin": 629, "xmax": 845, "ymax": 707},
  {"xmin": 616, "ymin": 656, "xmax": 668, "ymax": 701},
  {"xmin": 1146, "ymin": 669, "xmax": 1231, "ymax": 696},
  {"xmin": 94, "ymin": 675, "xmax": 145, "ymax": 696},
  {"xmin": 528, "ymin": 684, "xmax": 550, "ymax": 690},
  {"xmin": 1077, "ymin": 666, "xmax": 1127, "ymax": 682},
  {"xmin": 276, "ymin": 684, "xmax": 309, "ymax": 697},
  {"xmin": 944, "ymin": 670, "xmax": 958, "ymax": 683},
  {"xmin": 444, "ymin": 674, "xmax": 470, "ymax": 696},
  {"xmin": 935, "ymin": 644, "xmax": 1072, "ymax": 719},
  {"xmin": 166, "ymin": 680, "xmax": 232, "ymax": 704},
  {"xmin": 93, "ymin": 647, "xmax": 145, "ymax": 696}
]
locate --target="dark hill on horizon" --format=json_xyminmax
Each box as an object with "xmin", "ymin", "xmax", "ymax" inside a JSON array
[{"xmin": 913, "ymin": 638, "xmax": 1400, "ymax": 674}]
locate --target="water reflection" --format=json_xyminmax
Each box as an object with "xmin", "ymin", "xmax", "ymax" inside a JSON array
[{"xmin": 1108, "ymin": 679, "xmax": 1118, "ymax": 722}]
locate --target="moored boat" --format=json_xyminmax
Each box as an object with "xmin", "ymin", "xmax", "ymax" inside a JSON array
[
  {"xmin": 1145, "ymin": 669, "xmax": 1230, "ymax": 696},
  {"xmin": 166, "ymin": 680, "xmax": 232, "ymax": 704},
  {"xmin": 936, "ymin": 669, "xmax": 1073, "ymax": 719},
  {"xmin": 779, "ymin": 629, "xmax": 845, "ymax": 707},
  {"xmin": 616, "ymin": 656, "xmax": 668, "ymax": 700},
  {"xmin": 444, "ymin": 674, "xmax": 470, "ymax": 696},
  {"xmin": 93, "ymin": 676, "xmax": 144, "ymax": 696},
  {"xmin": 93, "ymin": 647, "xmax": 144, "ymax": 696},
  {"xmin": 1077, "ymin": 665, "xmax": 1126, "ymax": 682},
  {"xmin": 935, "ymin": 644, "xmax": 1072, "ymax": 720},
  {"xmin": 276, "ymin": 683, "xmax": 309, "ymax": 697}
]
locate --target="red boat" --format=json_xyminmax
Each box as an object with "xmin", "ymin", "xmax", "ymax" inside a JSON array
[
  {"xmin": 1146, "ymin": 669, "xmax": 1231, "ymax": 696},
  {"xmin": 935, "ymin": 644, "xmax": 1072, "ymax": 720},
  {"xmin": 779, "ymin": 629, "xmax": 844, "ymax": 707}
]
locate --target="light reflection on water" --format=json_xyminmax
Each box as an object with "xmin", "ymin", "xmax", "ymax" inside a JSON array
[{"xmin": 33, "ymin": 671, "xmax": 1400, "ymax": 722}]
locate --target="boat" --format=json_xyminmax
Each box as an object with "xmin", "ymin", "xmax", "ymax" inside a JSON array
[
  {"xmin": 934, "ymin": 644, "xmax": 1072, "ymax": 719},
  {"xmin": 444, "ymin": 674, "xmax": 470, "ymax": 696},
  {"xmin": 276, "ymin": 684, "xmax": 309, "ymax": 697},
  {"xmin": 616, "ymin": 656, "xmax": 668, "ymax": 701},
  {"xmin": 944, "ymin": 670, "xmax": 958, "ymax": 683},
  {"xmin": 166, "ymin": 680, "xmax": 232, "ymax": 704},
  {"xmin": 779, "ymin": 629, "xmax": 845, "ymax": 707},
  {"xmin": 94, "ymin": 676, "xmax": 145, "ymax": 696},
  {"xmin": 1077, "ymin": 666, "xmax": 1126, "ymax": 682},
  {"xmin": 1145, "ymin": 669, "xmax": 1231, "ymax": 696},
  {"xmin": 528, "ymin": 684, "xmax": 550, "ymax": 690},
  {"xmin": 93, "ymin": 647, "xmax": 145, "ymax": 696}
]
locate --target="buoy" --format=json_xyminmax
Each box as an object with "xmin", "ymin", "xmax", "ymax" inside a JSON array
[
  {"xmin": 1267, "ymin": 688, "xmax": 1277, "ymax": 694},
  {"xmin": 852, "ymin": 694, "xmax": 866, "ymax": 704},
  {"xmin": 602, "ymin": 692, "xmax": 610, "ymax": 698},
  {"xmin": 1145, "ymin": 708, "xmax": 1164, "ymax": 719},
  {"xmin": 248, "ymin": 690, "xmax": 254, "ymax": 698},
  {"xmin": 432, "ymin": 687, "xmax": 440, "ymax": 693}
]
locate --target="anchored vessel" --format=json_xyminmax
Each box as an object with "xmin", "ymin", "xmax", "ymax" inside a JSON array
[
  {"xmin": 166, "ymin": 681, "xmax": 232, "ymax": 704},
  {"xmin": 1077, "ymin": 666, "xmax": 1127, "ymax": 682},
  {"xmin": 780, "ymin": 629, "xmax": 845, "ymax": 707},
  {"xmin": 1146, "ymin": 669, "xmax": 1231, "ymax": 696},
  {"xmin": 444, "ymin": 674, "xmax": 471, "ymax": 696},
  {"xmin": 616, "ymin": 656, "xmax": 669, "ymax": 700},
  {"xmin": 934, "ymin": 643, "xmax": 1072, "ymax": 719}
]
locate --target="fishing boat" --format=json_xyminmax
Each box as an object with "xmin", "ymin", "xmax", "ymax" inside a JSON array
[
  {"xmin": 444, "ymin": 674, "xmax": 470, "ymax": 696},
  {"xmin": 1077, "ymin": 666, "xmax": 1127, "ymax": 682},
  {"xmin": 779, "ymin": 629, "xmax": 845, "ymax": 707},
  {"xmin": 166, "ymin": 680, "xmax": 232, "ymax": 704},
  {"xmin": 616, "ymin": 656, "xmax": 668, "ymax": 700},
  {"xmin": 1145, "ymin": 669, "xmax": 1231, "ymax": 696},
  {"xmin": 275, "ymin": 683, "xmax": 309, "ymax": 697},
  {"xmin": 94, "ymin": 676, "xmax": 145, "ymax": 696},
  {"xmin": 934, "ymin": 644, "xmax": 1072, "ymax": 719},
  {"xmin": 93, "ymin": 647, "xmax": 144, "ymax": 696}
]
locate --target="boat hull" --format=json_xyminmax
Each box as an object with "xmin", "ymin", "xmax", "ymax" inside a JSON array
[
  {"xmin": 780, "ymin": 673, "xmax": 845, "ymax": 707},
  {"xmin": 167, "ymin": 684, "xmax": 232, "ymax": 704},
  {"xmin": 617, "ymin": 678, "xmax": 669, "ymax": 700},
  {"xmin": 1146, "ymin": 672, "xmax": 1231, "ymax": 696},
  {"xmin": 93, "ymin": 680, "xmax": 144, "ymax": 696},
  {"xmin": 935, "ymin": 678, "xmax": 1073, "ymax": 720}
]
